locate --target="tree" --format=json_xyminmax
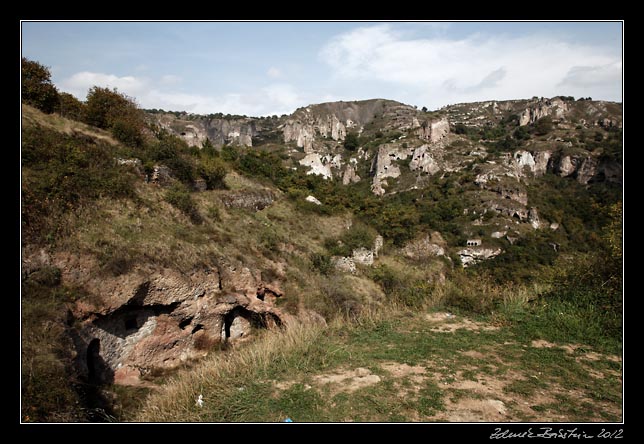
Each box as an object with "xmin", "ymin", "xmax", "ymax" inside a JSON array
[
  {"xmin": 84, "ymin": 86, "xmax": 146, "ymax": 147},
  {"xmin": 55, "ymin": 92, "xmax": 85, "ymax": 121},
  {"xmin": 344, "ymin": 132, "xmax": 360, "ymax": 151},
  {"xmin": 21, "ymin": 58, "xmax": 59, "ymax": 113},
  {"xmin": 533, "ymin": 116, "xmax": 553, "ymax": 136},
  {"xmin": 421, "ymin": 106, "xmax": 428, "ymax": 113}
]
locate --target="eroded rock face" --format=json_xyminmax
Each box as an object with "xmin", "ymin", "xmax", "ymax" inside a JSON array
[
  {"xmin": 415, "ymin": 117, "xmax": 450, "ymax": 143},
  {"xmin": 342, "ymin": 164, "xmax": 361, "ymax": 185},
  {"xmin": 299, "ymin": 153, "xmax": 333, "ymax": 179},
  {"xmin": 154, "ymin": 113, "xmax": 257, "ymax": 148},
  {"xmin": 409, "ymin": 144, "xmax": 441, "ymax": 175},
  {"xmin": 29, "ymin": 250, "xmax": 291, "ymax": 386},
  {"xmin": 518, "ymin": 98, "xmax": 569, "ymax": 126},
  {"xmin": 371, "ymin": 144, "xmax": 413, "ymax": 195},
  {"xmin": 219, "ymin": 190, "xmax": 275, "ymax": 211},
  {"xmin": 402, "ymin": 232, "xmax": 446, "ymax": 260},
  {"xmin": 457, "ymin": 247, "xmax": 502, "ymax": 267}
]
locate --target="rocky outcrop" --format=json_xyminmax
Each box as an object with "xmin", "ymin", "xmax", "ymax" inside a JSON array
[
  {"xmin": 299, "ymin": 153, "xmax": 333, "ymax": 179},
  {"xmin": 415, "ymin": 117, "xmax": 450, "ymax": 143},
  {"xmin": 154, "ymin": 113, "xmax": 258, "ymax": 148},
  {"xmin": 528, "ymin": 207, "xmax": 541, "ymax": 229},
  {"xmin": 370, "ymin": 144, "xmax": 413, "ymax": 195},
  {"xmin": 305, "ymin": 195, "xmax": 322, "ymax": 205},
  {"xmin": 402, "ymin": 232, "xmax": 446, "ymax": 260},
  {"xmin": 219, "ymin": 190, "xmax": 275, "ymax": 211},
  {"xmin": 151, "ymin": 165, "xmax": 175, "ymax": 187},
  {"xmin": 332, "ymin": 256, "xmax": 356, "ymax": 274},
  {"xmin": 576, "ymin": 156, "xmax": 600, "ymax": 185},
  {"xmin": 352, "ymin": 248, "xmax": 374, "ymax": 266},
  {"xmin": 342, "ymin": 163, "xmax": 361, "ymax": 185},
  {"xmin": 518, "ymin": 98, "xmax": 569, "ymax": 126},
  {"xmin": 532, "ymin": 151, "xmax": 552, "ymax": 176},
  {"xmin": 457, "ymin": 247, "xmax": 502, "ymax": 267},
  {"xmin": 24, "ymin": 249, "xmax": 293, "ymax": 386},
  {"xmin": 409, "ymin": 144, "xmax": 441, "ymax": 175}
]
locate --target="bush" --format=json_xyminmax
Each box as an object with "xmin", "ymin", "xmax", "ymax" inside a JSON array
[
  {"xmin": 533, "ymin": 116, "xmax": 553, "ymax": 136},
  {"xmin": 22, "ymin": 58, "xmax": 59, "ymax": 113},
  {"xmin": 111, "ymin": 117, "xmax": 145, "ymax": 148},
  {"xmin": 56, "ymin": 92, "xmax": 85, "ymax": 121},
  {"xmin": 343, "ymin": 132, "xmax": 360, "ymax": 151},
  {"xmin": 310, "ymin": 252, "xmax": 333, "ymax": 275},
  {"xmin": 165, "ymin": 183, "xmax": 202, "ymax": 224},
  {"xmin": 199, "ymin": 156, "xmax": 228, "ymax": 189},
  {"xmin": 146, "ymin": 135, "xmax": 196, "ymax": 184},
  {"xmin": 324, "ymin": 222, "xmax": 377, "ymax": 256}
]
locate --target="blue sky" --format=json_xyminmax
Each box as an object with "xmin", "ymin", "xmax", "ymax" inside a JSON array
[{"xmin": 21, "ymin": 21, "xmax": 623, "ymax": 116}]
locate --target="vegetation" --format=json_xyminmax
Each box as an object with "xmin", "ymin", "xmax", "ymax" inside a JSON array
[
  {"xmin": 22, "ymin": 58, "xmax": 59, "ymax": 114},
  {"xmin": 21, "ymin": 57, "xmax": 621, "ymax": 423},
  {"xmin": 343, "ymin": 132, "xmax": 360, "ymax": 151}
]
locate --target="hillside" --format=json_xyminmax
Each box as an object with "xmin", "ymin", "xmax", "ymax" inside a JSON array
[{"xmin": 21, "ymin": 88, "xmax": 622, "ymax": 423}]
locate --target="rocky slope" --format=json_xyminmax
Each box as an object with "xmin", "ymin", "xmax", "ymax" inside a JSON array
[{"xmin": 149, "ymin": 96, "xmax": 621, "ymax": 269}]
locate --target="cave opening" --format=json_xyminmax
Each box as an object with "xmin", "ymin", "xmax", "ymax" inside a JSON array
[{"xmin": 87, "ymin": 338, "xmax": 101, "ymax": 384}]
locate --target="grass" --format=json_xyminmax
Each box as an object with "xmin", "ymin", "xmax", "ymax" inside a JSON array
[{"xmin": 134, "ymin": 300, "xmax": 622, "ymax": 422}]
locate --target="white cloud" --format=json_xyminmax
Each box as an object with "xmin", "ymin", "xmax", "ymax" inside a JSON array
[
  {"xmin": 59, "ymin": 72, "xmax": 148, "ymax": 100},
  {"xmin": 159, "ymin": 74, "xmax": 182, "ymax": 85},
  {"xmin": 57, "ymin": 70, "xmax": 306, "ymax": 116},
  {"xmin": 267, "ymin": 67, "xmax": 282, "ymax": 79},
  {"xmin": 320, "ymin": 25, "xmax": 622, "ymax": 109}
]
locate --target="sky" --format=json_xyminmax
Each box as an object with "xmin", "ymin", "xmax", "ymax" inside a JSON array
[{"xmin": 21, "ymin": 21, "xmax": 623, "ymax": 117}]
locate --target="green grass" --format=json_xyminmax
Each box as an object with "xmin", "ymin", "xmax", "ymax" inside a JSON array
[{"xmin": 134, "ymin": 304, "xmax": 621, "ymax": 422}]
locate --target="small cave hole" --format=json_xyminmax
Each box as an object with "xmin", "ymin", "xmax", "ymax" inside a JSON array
[
  {"xmin": 179, "ymin": 316, "xmax": 194, "ymax": 330},
  {"xmin": 124, "ymin": 316, "xmax": 138, "ymax": 331},
  {"xmin": 191, "ymin": 324, "xmax": 204, "ymax": 334},
  {"xmin": 180, "ymin": 132, "xmax": 186, "ymax": 136}
]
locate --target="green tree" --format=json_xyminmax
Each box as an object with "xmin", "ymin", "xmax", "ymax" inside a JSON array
[
  {"xmin": 344, "ymin": 132, "xmax": 360, "ymax": 151},
  {"xmin": 55, "ymin": 92, "xmax": 85, "ymax": 121},
  {"xmin": 533, "ymin": 116, "xmax": 553, "ymax": 136},
  {"xmin": 21, "ymin": 58, "xmax": 59, "ymax": 113},
  {"xmin": 84, "ymin": 86, "xmax": 145, "ymax": 147}
]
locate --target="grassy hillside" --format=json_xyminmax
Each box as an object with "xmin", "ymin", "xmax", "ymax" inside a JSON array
[{"xmin": 21, "ymin": 95, "xmax": 622, "ymax": 423}]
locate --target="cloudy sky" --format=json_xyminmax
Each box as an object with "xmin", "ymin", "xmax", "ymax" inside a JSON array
[{"xmin": 21, "ymin": 21, "xmax": 622, "ymax": 117}]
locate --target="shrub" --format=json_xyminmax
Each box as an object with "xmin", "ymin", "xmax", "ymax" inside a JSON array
[
  {"xmin": 22, "ymin": 57, "xmax": 59, "ymax": 113},
  {"xmin": 146, "ymin": 135, "xmax": 196, "ymax": 184},
  {"xmin": 344, "ymin": 132, "xmax": 360, "ymax": 151},
  {"xmin": 111, "ymin": 117, "xmax": 145, "ymax": 148},
  {"xmin": 199, "ymin": 156, "xmax": 228, "ymax": 189},
  {"xmin": 56, "ymin": 92, "xmax": 86, "ymax": 121},
  {"xmin": 310, "ymin": 252, "xmax": 333, "ymax": 275},
  {"xmin": 165, "ymin": 183, "xmax": 202, "ymax": 224},
  {"xmin": 533, "ymin": 116, "xmax": 553, "ymax": 136}
]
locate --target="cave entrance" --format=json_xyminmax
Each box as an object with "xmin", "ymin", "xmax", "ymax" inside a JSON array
[
  {"xmin": 87, "ymin": 338, "xmax": 101, "ymax": 384},
  {"xmin": 222, "ymin": 309, "xmax": 254, "ymax": 341}
]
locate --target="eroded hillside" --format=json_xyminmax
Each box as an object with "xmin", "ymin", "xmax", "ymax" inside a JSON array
[{"xmin": 21, "ymin": 91, "xmax": 622, "ymax": 422}]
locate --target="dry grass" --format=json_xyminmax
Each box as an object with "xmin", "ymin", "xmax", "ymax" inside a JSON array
[
  {"xmin": 135, "ymin": 320, "xmax": 325, "ymax": 422},
  {"xmin": 22, "ymin": 104, "xmax": 119, "ymax": 145}
]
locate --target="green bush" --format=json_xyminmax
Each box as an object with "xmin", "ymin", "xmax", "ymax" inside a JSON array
[
  {"xmin": 343, "ymin": 132, "xmax": 360, "ymax": 151},
  {"xmin": 22, "ymin": 58, "xmax": 59, "ymax": 113},
  {"xmin": 165, "ymin": 183, "xmax": 202, "ymax": 224},
  {"xmin": 533, "ymin": 116, "xmax": 553, "ymax": 136},
  {"xmin": 199, "ymin": 156, "xmax": 228, "ymax": 189},
  {"xmin": 324, "ymin": 222, "xmax": 377, "ymax": 257},
  {"xmin": 56, "ymin": 92, "xmax": 86, "ymax": 121},
  {"xmin": 310, "ymin": 252, "xmax": 333, "ymax": 275}
]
